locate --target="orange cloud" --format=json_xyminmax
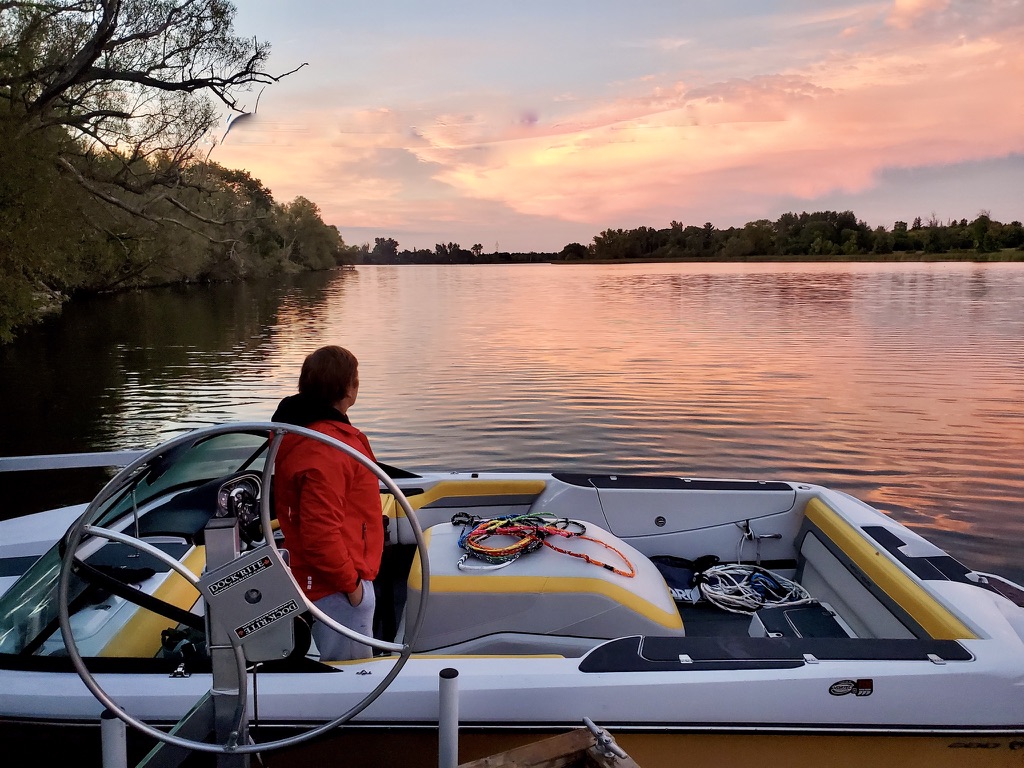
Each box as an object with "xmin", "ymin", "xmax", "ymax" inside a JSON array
[
  {"xmin": 413, "ymin": 28, "xmax": 1023, "ymax": 225},
  {"xmin": 213, "ymin": 3, "xmax": 1023, "ymax": 245},
  {"xmin": 887, "ymin": 0, "xmax": 952, "ymax": 29}
]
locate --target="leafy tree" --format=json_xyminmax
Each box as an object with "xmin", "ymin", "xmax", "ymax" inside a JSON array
[
  {"xmin": 0, "ymin": 0, "xmax": 303, "ymax": 221},
  {"xmin": 433, "ymin": 242, "xmax": 470, "ymax": 262},
  {"xmin": 281, "ymin": 197, "xmax": 344, "ymax": 270},
  {"xmin": 872, "ymin": 226, "xmax": 894, "ymax": 254},
  {"xmin": 0, "ymin": 1, "xmax": 363, "ymax": 343},
  {"xmin": 371, "ymin": 237, "xmax": 400, "ymax": 262},
  {"xmin": 970, "ymin": 213, "xmax": 995, "ymax": 253},
  {"xmin": 559, "ymin": 242, "xmax": 589, "ymax": 260}
]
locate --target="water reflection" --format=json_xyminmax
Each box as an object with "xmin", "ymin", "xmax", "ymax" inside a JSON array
[{"xmin": 1, "ymin": 262, "xmax": 1022, "ymax": 582}]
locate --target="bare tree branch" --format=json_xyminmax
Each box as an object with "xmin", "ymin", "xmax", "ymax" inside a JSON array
[{"xmin": 3, "ymin": 0, "xmax": 304, "ymax": 198}]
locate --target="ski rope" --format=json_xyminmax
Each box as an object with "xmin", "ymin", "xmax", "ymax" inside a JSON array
[
  {"xmin": 696, "ymin": 563, "xmax": 813, "ymax": 614},
  {"xmin": 452, "ymin": 513, "xmax": 636, "ymax": 578}
]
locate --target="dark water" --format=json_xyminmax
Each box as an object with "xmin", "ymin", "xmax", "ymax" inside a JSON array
[{"xmin": 1, "ymin": 262, "xmax": 1022, "ymax": 583}]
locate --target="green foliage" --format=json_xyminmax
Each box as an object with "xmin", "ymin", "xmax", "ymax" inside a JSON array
[
  {"xmin": 554, "ymin": 210, "xmax": 1024, "ymax": 264},
  {"xmin": 559, "ymin": 242, "xmax": 590, "ymax": 260},
  {"xmin": 358, "ymin": 209, "xmax": 1024, "ymax": 268},
  {"xmin": 0, "ymin": 0, "xmax": 348, "ymax": 343},
  {"xmin": 0, "ymin": 120, "xmax": 349, "ymax": 341}
]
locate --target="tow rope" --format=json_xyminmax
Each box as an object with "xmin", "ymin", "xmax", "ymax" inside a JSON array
[
  {"xmin": 451, "ymin": 513, "xmax": 636, "ymax": 578},
  {"xmin": 696, "ymin": 563, "xmax": 812, "ymax": 614}
]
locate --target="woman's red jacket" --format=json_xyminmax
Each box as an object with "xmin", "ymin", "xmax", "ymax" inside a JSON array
[{"xmin": 273, "ymin": 419, "xmax": 383, "ymax": 601}]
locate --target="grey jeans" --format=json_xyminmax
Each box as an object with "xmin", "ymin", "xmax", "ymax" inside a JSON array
[{"xmin": 311, "ymin": 580, "xmax": 376, "ymax": 661}]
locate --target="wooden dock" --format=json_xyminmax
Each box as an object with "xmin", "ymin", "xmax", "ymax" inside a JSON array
[{"xmin": 459, "ymin": 726, "xmax": 642, "ymax": 768}]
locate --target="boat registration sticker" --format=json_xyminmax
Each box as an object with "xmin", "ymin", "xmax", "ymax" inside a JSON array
[
  {"xmin": 829, "ymin": 679, "xmax": 873, "ymax": 697},
  {"xmin": 234, "ymin": 599, "xmax": 300, "ymax": 638}
]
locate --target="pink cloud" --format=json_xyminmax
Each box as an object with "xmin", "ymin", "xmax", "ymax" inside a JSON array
[
  {"xmin": 887, "ymin": 0, "xmax": 952, "ymax": 29},
  {"xmin": 415, "ymin": 27, "xmax": 1023, "ymax": 228},
  {"xmin": 213, "ymin": 4, "xmax": 1023, "ymax": 248}
]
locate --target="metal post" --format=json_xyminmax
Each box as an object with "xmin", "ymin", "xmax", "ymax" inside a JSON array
[
  {"xmin": 438, "ymin": 668, "xmax": 460, "ymax": 768},
  {"xmin": 204, "ymin": 516, "xmax": 249, "ymax": 768},
  {"xmin": 101, "ymin": 709, "xmax": 128, "ymax": 768}
]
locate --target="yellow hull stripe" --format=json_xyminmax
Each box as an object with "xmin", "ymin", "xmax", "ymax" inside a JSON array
[
  {"xmin": 805, "ymin": 499, "xmax": 976, "ymax": 640},
  {"xmin": 98, "ymin": 546, "xmax": 206, "ymax": 657},
  {"xmin": 402, "ymin": 480, "xmax": 547, "ymax": 514}
]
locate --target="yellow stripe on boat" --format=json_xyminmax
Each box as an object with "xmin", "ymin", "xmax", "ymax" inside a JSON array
[
  {"xmin": 99, "ymin": 546, "xmax": 206, "ymax": 657},
  {"xmin": 805, "ymin": 499, "xmax": 976, "ymax": 640},
  {"xmin": 402, "ymin": 480, "xmax": 547, "ymax": 513},
  {"xmin": 427, "ymin": 574, "xmax": 682, "ymax": 630},
  {"xmin": 408, "ymin": 529, "xmax": 682, "ymax": 631}
]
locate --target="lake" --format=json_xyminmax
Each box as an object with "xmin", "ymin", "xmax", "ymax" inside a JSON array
[{"xmin": 1, "ymin": 261, "xmax": 1022, "ymax": 583}]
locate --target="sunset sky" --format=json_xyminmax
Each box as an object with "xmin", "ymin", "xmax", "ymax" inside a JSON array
[{"xmin": 214, "ymin": 1, "xmax": 1024, "ymax": 253}]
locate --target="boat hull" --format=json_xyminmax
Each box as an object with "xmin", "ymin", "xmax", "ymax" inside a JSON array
[
  {"xmin": 4, "ymin": 719, "xmax": 1024, "ymax": 768},
  {"xmin": 2, "ymin": 429, "xmax": 1023, "ymax": 766}
]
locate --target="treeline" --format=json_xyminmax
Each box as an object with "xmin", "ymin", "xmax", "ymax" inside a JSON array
[
  {"xmin": 0, "ymin": 114, "xmax": 352, "ymax": 343},
  {"xmin": 579, "ymin": 211, "xmax": 1024, "ymax": 262},
  {"xmin": 358, "ymin": 239, "xmax": 549, "ymax": 265},
  {"xmin": 359, "ymin": 211, "xmax": 1024, "ymax": 266}
]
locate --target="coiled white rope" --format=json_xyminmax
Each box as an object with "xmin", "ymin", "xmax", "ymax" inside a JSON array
[{"xmin": 698, "ymin": 564, "xmax": 814, "ymax": 614}]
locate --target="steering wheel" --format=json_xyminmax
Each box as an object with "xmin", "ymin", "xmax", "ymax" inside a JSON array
[{"xmin": 57, "ymin": 422, "xmax": 430, "ymax": 756}]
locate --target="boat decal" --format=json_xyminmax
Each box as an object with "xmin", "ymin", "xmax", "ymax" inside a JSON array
[
  {"xmin": 234, "ymin": 599, "xmax": 300, "ymax": 639},
  {"xmin": 209, "ymin": 554, "xmax": 274, "ymax": 596},
  {"xmin": 829, "ymin": 679, "xmax": 873, "ymax": 697}
]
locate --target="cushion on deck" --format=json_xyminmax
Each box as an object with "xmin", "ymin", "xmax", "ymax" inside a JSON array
[{"xmin": 405, "ymin": 521, "xmax": 684, "ymax": 652}]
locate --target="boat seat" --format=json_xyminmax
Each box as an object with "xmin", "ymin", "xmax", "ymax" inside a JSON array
[
  {"xmin": 404, "ymin": 521, "xmax": 684, "ymax": 652},
  {"xmin": 797, "ymin": 498, "xmax": 976, "ymax": 640}
]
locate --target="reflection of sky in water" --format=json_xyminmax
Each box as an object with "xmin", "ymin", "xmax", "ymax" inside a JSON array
[{"xmin": 2, "ymin": 262, "xmax": 1022, "ymax": 582}]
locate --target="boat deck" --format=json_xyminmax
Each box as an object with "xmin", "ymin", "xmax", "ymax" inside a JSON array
[{"xmin": 677, "ymin": 602, "xmax": 753, "ymax": 637}]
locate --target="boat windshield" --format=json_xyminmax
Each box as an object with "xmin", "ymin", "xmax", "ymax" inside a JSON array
[
  {"xmin": 0, "ymin": 430, "xmax": 269, "ymax": 658},
  {"xmin": 91, "ymin": 430, "xmax": 270, "ymax": 529}
]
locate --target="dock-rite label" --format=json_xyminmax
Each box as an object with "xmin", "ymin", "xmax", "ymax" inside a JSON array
[
  {"xmin": 829, "ymin": 679, "xmax": 873, "ymax": 696},
  {"xmin": 234, "ymin": 600, "xmax": 300, "ymax": 638},
  {"xmin": 208, "ymin": 555, "xmax": 273, "ymax": 596}
]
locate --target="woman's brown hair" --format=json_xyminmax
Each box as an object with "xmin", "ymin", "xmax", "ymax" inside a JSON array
[{"xmin": 298, "ymin": 346, "xmax": 358, "ymax": 405}]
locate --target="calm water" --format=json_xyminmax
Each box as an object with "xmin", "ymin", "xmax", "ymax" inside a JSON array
[{"xmin": 1, "ymin": 262, "xmax": 1022, "ymax": 582}]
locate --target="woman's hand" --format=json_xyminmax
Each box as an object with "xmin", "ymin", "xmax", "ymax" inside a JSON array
[{"xmin": 346, "ymin": 580, "xmax": 364, "ymax": 606}]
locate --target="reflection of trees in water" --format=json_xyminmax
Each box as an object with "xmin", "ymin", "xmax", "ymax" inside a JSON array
[
  {"xmin": 0, "ymin": 270, "xmax": 344, "ymax": 518},
  {"xmin": 0, "ymin": 271, "xmax": 341, "ymax": 451}
]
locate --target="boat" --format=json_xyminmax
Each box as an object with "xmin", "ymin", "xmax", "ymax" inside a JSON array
[{"xmin": 1, "ymin": 422, "xmax": 1023, "ymax": 768}]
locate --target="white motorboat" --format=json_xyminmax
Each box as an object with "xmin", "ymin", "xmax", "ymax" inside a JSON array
[{"xmin": 0, "ymin": 423, "xmax": 1022, "ymax": 767}]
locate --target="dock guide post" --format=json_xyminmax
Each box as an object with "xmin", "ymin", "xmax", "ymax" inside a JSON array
[
  {"xmin": 101, "ymin": 709, "xmax": 128, "ymax": 768},
  {"xmin": 439, "ymin": 667, "xmax": 460, "ymax": 768}
]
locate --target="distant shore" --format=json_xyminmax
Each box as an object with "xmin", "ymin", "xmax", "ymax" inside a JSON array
[{"xmin": 557, "ymin": 249, "xmax": 1024, "ymax": 265}]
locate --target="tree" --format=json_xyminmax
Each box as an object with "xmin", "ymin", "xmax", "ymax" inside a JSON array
[
  {"xmin": 433, "ymin": 242, "xmax": 468, "ymax": 262},
  {"xmin": 872, "ymin": 226, "xmax": 894, "ymax": 254},
  {"xmin": 0, "ymin": 0, "xmax": 304, "ymax": 221},
  {"xmin": 471, "ymin": 243, "xmax": 483, "ymax": 258},
  {"xmin": 970, "ymin": 213, "xmax": 995, "ymax": 253},
  {"xmin": 559, "ymin": 242, "xmax": 589, "ymax": 260},
  {"xmin": 371, "ymin": 237, "xmax": 399, "ymax": 262},
  {"xmin": 281, "ymin": 197, "xmax": 344, "ymax": 271}
]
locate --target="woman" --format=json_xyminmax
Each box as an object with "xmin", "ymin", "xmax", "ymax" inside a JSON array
[{"xmin": 272, "ymin": 345, "xmax": 383, "ymax": 661}]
